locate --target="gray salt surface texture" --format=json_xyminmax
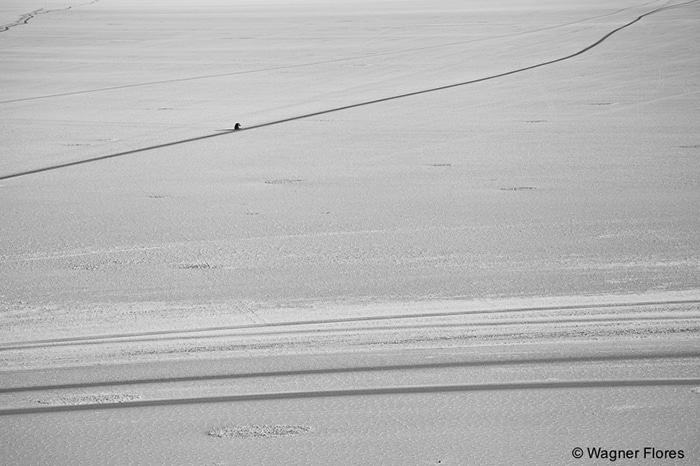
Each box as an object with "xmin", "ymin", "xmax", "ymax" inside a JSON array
[
  {"xmin": 1, "ymin": 0, "xmax": 700, "ymax": 464},
  {"xmin": 207, "ymin": 424, "xmax": 313, "ymax": 439},
  {"xmin": 35, "ymin": 392, "xmax": 142, "ymax": 405}
]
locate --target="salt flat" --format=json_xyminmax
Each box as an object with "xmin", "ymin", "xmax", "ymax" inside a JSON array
[
  {"xmin": 1, "ymin": 0, "xmax": 699, "ymax": 464},
  {"xmin": 2, "ymin": 383, "xmax": 698, "ymax": 465}
]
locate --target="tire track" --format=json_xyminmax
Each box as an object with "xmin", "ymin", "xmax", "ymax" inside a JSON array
[
  {"xmin": 2, "ymin": 378, "xmax": 698, "ymax": 416},
  {"xmin": 2, "ymin": 311, "xmax": 697, "ymax": 352},
  {"xmin": 2, "ymin": 299, "xmax": 698, "ymax": 351},
  {"xmin": 1, "ymin": 0, "xmax": 697, "ymax": 181},
  {"xmin": 0, "ymin": 0, "xmax": 661, "ymax": 104},
  {"xmin": 2, "ymin": 350, "xmax": 699, "ymax": 395}
]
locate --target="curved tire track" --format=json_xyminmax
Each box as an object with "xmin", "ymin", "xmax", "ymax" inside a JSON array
[
  {"xmin": 0, "ymin": 1, "xmax": 98, "ymax": 34},
  {"xmin": 1, "ymin": 0, "xmax": 697, "ymax": 181},
  {"xmin": 0, "ymin": 9, "xmax": 45, "ymax": 33}
]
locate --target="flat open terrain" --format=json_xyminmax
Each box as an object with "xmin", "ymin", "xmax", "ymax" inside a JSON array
[{"xmin": 1, "ymin": 0, "xmax": 699, "ymax": 464}]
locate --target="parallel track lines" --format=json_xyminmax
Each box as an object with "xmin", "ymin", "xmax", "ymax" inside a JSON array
[
  {"xmin": 3, "ymin": 299, "xmax": 698, "ymax": 351},
  {"xmin": 3, "ymin": 351, "xmax": 700, "ymax": 395},
  {"xmin": 2, "ymin": 312, "xmax": 698, "ymax": 352}
]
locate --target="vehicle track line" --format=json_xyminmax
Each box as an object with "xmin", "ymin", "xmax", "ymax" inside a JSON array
[
  {"xmin": 2, "ymin": 351, "xmax": 699, "ymax": 395},
  {"xmin": 2, "ymin": 299, "xmax": 698, "ymax": 350},
  {"xmin": 2, "ymin": 377, "xmax": 698, "ymax": 416},
  {"xmin": 243, "ymin": 1, "xmax": 698, "ymax": 133},
  {"xmin": 1, "ymin": 0, "xmax": 696, "ymax": 181},
  {"xmin": 0, "ymin": 130, "xmax": 236, "ymax": 181}
]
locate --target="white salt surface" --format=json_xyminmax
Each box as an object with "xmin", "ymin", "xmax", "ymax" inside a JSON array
[
  {"xmin": 1, "ymin": 0, "xmax": 699, "ymax": 309},
  {"xmin": 1, "ymin": 0, "xmax": 700, "ymax": 464}
]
